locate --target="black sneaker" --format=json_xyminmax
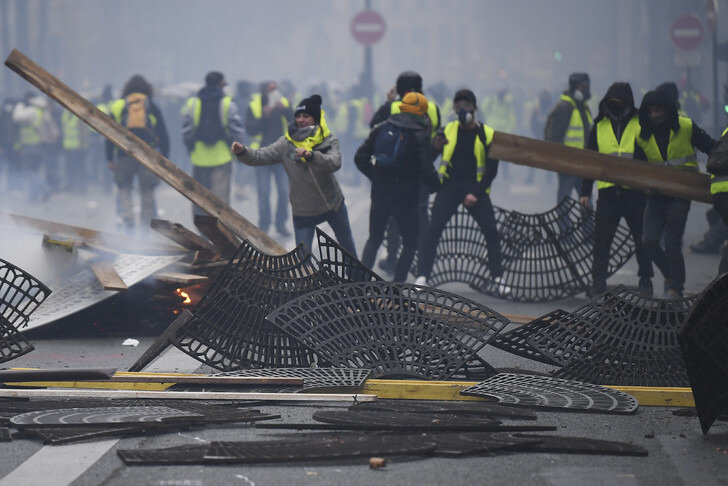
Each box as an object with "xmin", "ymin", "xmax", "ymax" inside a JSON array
[
  {"xmin": 638, "ymin": 278, "xmax": 653, "ymax": 296},
  {"xmin": 377, "ymin": 258, "xmax": 396, "ymax": 274}
]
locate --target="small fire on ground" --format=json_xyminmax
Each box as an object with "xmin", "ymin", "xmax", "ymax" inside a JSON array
[{"xmin": 175, "ymin": 288, "xmax": 192, "ymax": 304}]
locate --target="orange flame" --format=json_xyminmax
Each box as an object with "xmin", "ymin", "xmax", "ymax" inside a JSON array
[{"xmin": 175, "ymin": 288, "xmax": 192, "ymax": 304}]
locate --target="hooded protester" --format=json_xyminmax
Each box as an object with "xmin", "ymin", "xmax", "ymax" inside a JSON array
[
  {"xmin": 355, "ymin": 92, "xmax": 440, "ymax": 282},
  {"xmin": 579, "ymin": 82, "xmax": 653, "ymax": 296},
  {"xmin": 707, "ymin": 126, "xmax": 728, "ymax": 273},
  {"xmin": 414, "ymin": 89, "xmax": 508, "ymax": 295},
  {"xmin": 182, "ymin": 71, "xmax": 245, "ymax": 216},
  {"xmin": 545, "ymin": 72, "xmax": 593, "ymax": 205},
  {"xmin": 636, "ymin": 89, "xmax": 716, "ymax": 298},
  {"xmin": 232, "ymin": 94, "xmax": 356, "ymax": 255}
]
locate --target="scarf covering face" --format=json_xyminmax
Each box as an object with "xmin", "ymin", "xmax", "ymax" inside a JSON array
[{"xmin": 285, "ymin": 110, "xmax": 331, "ymax": 151}]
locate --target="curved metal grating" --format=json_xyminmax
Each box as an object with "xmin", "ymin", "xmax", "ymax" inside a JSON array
[
  {"xmin": 0, "ymin": 316, "xmax": 34, "ymax": 365},
  {"xmin": 500, "ymin": 432, "xmax": 648, "ymax": 456},
  {"xmin": 265, "ymin": 282, "xmax": 509, "ymax": 380},
  {"xmin": 349, "ymin": 400, "xmax": 537, "ymax": 420},
  {"xmin": 209, "ymin": 368, "xmax": 372, "ymax": 391},
  {"xmin": 171, "ymin": 241, "xmax": 343, "ymax": 370},
  {"xmin": 312, "ymin": 410, "xmax": 503, "ymax": 430},
  {"xmin": 419, "ymin": 198, "xmax": 634, "ymax": 302},
  {"xmin": 679, "ymin": 273, "xmax": 728, "ymax": 434},
  {"xmin": 0, "ymin": 258, "xmax": 51, "ymax": 328},
  {"xmin": 10, "ymin": 406, "xmax": 203, "ymax": 428},
  {"xmin": 489, "ymin": 311, "xmax": 567, "ymax": 366},
  {"xmin": 460, "ymin": 373, "xmax": 639, "ymax": 414},
  {"xmin": 315, "ymin": 228, "xmax": 382, "ymax": 283}
]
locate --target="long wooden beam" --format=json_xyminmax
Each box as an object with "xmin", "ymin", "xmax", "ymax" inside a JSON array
[
  {"xmin": 4, "ymin": 49, "xmax": 286, "ymax": 255},
  {"xmin": 490, "ymin": 132, "xmax": 712, "ymax": 203}
]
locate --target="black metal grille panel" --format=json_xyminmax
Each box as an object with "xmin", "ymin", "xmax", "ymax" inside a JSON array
[
  {"xmin": 117, "ymin": 435, "xmax": 437, "ymax": 465},
  {"xmin": 420, "ymin": 198, "xmax": 634, "ymax": 302},
  {"xmin": 0, "ymin": 258, "xmax": 51, "ymax": 328},
  {"xmin": 171, "ymin": 241, "xmax": 346, "ymax": 370},
  {"xmin": 501, "ymin": 432, "xmax": 648, "ymax": 456},
  {"xmin": 209, "ymin": 368, "xmax": 372, "ymax": 391},
  {"xmin": 553, "ymin": 344, "xmax": 689, "ymax": 387},
  {"xmin": 312, "ymin": 410, "xmax": 502, "ymax": 430},
  {"xmin": 424, "ymin": 431, "xmax": 542, "ymax": 456},
  {"xmin": 315, "ymin": 228, "xmax": 382, "ymax": 283},
  {"xmin": 489, "ymin": 313, "xmax": 566, "ymax": 366},
  {"xmin": 266, "ymin": 282, "xmax": 508, "ymax": 380},
  {"xmin": 0, "ymin": 316, "xmax": 34, "ymax": 364},
  {"xmin": 679, "ymin": 273, "xmax": 728, "ymax": 434},
  {"xmin": 349, "ymin": 400, "xmax": 537, "ymax": 420},
  {"xmin": 0, "ymin": 427, "xmax": 10, "ymax": 442},
  {"xmin": 10, "ymin": 406, "xmax": 203, "ymax": 428},
  {"xmin": 460, "ymin": 373, "xmax": 638, "ymax": 414}
]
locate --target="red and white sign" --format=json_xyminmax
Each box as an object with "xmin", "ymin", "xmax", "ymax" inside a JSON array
[
  {"xmin": 671, "ymin": 14, "xmax": 704, "ymax": 50},
  {"xmin": 707, "ymin": 0, "xmax": 718, "ymax": 35},
  {"xmin": 351, "ymin": 10, "xmax": 386, "ymax": 46}
]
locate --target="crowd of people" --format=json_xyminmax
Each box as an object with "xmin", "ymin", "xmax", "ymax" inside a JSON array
[{"xmin": 1, "ymin": 69, "xmax": 726, "ymax": 298}]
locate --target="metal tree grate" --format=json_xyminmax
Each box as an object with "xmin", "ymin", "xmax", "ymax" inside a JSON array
[
  {"xmin": 209, "ymin": 368, "xmax": 372, "ymax": 391},
  {"xmin": 117, "ymin": 435, "xmax": 437, "ymax": 465},
  {"xmin": 460, "ymin": 373, "xmax": 639, "ymax": 414},
  {"xmin": 489, "ymin": 312, "xmax": 567, "ymax": 366},
  {"xmin": 171, "ymin": 241, "xmax": 346, "ymax": 370},
  {"xmin": 315, "ymin": 228, "xmax": 382, "ymax": 283},
  {"xmin": 0, "ymin": 427, "xmax": 10, "ymax": 442},
  {"xmin": 553, "ymin": 344, "xmax": 689, "ymax": 387},
  {"xmin": 419, "ymin": 198, "xmax": 634, "ymax": 302},
  {"xmin": 501, "ymin": 432, "xmax": 648, "ymax": 456},
  {"xmin": 0, "ymin": 258, "xmax": 51, "ymax": 328},
  {"xmin": 10, "ymin": 406, "xmax": 203, "ymax": 428},
  {"xmin": 679, "ymin": 273, "xmax": 728, "ymax": 434},
  {"xmin": 423, "ymin": 431, "xmax": 542, "ymax": 457},
  {"xmin": 0, "ymin": 316, "xmax": 34, "ymax": 364},
  {"xmin": 265, "ymin": 282, "xmax": 509, "ymax": 380},
  {"xmin": 348, "ymin": 400, "xmax": 537, "ymax": 420},
  {"xmin": 312, "ymin": 410, "xmax": 503, "ymax": 430}
]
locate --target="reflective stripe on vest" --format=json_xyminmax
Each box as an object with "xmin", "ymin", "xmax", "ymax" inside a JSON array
[
  {"xmin": 595, "ymin": 116, "xmax": 640, "ymax": 190},
  {"xmin": 186, "ymin": 96, "xmax": 233, "ymax": 167},
  {"xmin": 560, "ymin": 94, "xmax": 592, "ymax": 149},
  {"xmin": 18, "ymin": 107, "xmax": 43, "ymax": 147},
  {"xmin": 61, "ymin": 111, "xmax": 85, "ymax": 150},
  {"xmin": 248, "ymin": 93, "xmax": 289, "ymax": 149},
  {"xmin": 391, "ymin": 100, "xmax": 440, "ymax": 138},
  {"xmin": 439, "ymin": 121, "xmax": 495, "ymax": 193},
  {"xmin": 636, "ymin": 116, "xmax": 698, "ymax": 170}
]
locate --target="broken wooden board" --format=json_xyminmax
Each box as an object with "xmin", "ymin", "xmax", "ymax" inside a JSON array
[
  {"xmin": 150, "ymin": 219, "xmax": 217, "ymax": 253},
  {"xmin": 194, "ymin": 215, "xmax": 240, "ymax": 257},
  {"xmin": 153, "ymin": 272, "xmax": 209, "ymax": 286},
  {"xmin": 90, "ymin": 262, "xmax": 128, "ymax": 291},
  {"xmin": 490, "ymin": 131, "xmax": 711, "ymax": 203},
  {"xmin": 4, "ymin": 49, "xmax": 286, "ymax": 255}
]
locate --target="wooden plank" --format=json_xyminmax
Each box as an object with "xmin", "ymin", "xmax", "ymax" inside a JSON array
[
  {"xmin": 194, "ymin": 215, "xmax": 241, "ymax": 257},
  {"xmin": 2, "ymin": 213, "xmax": 186, "ymax": 254},
  {"xmin": 4, "ymin": 49, "xmax": 287, "ymax": 255},
  {"xmin": 502, "ymin": 313, "xmax": 535, "ymax": 325},
  {"xmin": 489, "ymin": 131, "xmax": 712, "ymax": 203},
  {"xmin": 0, "ymin": 388, "xmax": 376, "ymax": 402},
  {"xmin": 153, "ymin": 272, "xmax": 209, "ymax": 285},
  {"xmin": 150, "ymin": 219, "xmax": 217, "ymax": 253},
  {"xmin": 90, "ymin": 261, "xmax": 128, "ymax": 291},
  {"xmin": 9, "ymin": 375, "xmax": 304, "ymax": 389}
]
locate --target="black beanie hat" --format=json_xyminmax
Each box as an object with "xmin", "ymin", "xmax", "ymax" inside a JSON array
[
  {"xmin": 453, "ymin": 89, "xmax": 477, "ymax": 109},
  {"xmin": 205, "ymin": 71, "xmax": 225, "ymax": 87},
  {"xmin": 396, "ymin": 71, "xmax": 423, "ymax": 97},
  {"xmin": 295, "ymin": 94, "xmax": 322, "ymax": 125},
  {"xmin": 568, "ymin": 72, "xmax": 590, "ymax": 91}
]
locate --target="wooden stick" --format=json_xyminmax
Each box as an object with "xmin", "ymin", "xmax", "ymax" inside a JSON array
[
  {"xmin": 0, "ymin": 388, "xmax": 376, "ymax": 402},
  {"xmin": 194, "ymin": 215, "xmax": 241, "ymax": 257},
  {"xmin": 150, "ymin": 219, "xmax": 217, "ymax": 253},
  {"xmin": 4, "ymin": 49, "xmax": 286, "ymax": 255},
  {"xmin": 153, "ymin": 272, "xmax": 209, "ymax": 286},
  {"xmin": 489, "ymin": 131, "xmax": 712, "ymax": 203},
  {"xmin": 90, "ymin": 262, "xmax": 128, "ymax": 291}
]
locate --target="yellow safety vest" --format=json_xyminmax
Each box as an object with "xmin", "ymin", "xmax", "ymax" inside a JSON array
[
  {"xmin": 439, "ymin": 121, "xmax": 495, "ymax": 193},
  {"xmin": 480, "ymin": 94, "xmax": 516, "ymax": 133},
  {"xmin": 350, "ymin": 98, "xmax": 371, "ymax": 139},
  {"xmin": 182, "ymin": 96, "xmax": 233, "ymax": 167},
  {"xmin": 710, "ymin": 127, "xmax": 728, "ymax": 195},
  {"xmin": 561, "ymin": 94, "xmax": 592, "ymax": 149},
  {"xmin": 391, "ymin": 100, "xmax": 440, "ymax": 138},
  {"xmin": 635, "ymin": 116, "xmax": 698, "ymax": 171},
  {"xmin": 17, "ymin": 107, "xmax": 43, "ymax": 148},
  {"xmin": 61, "ymin": 111, "xmax": 86, "ymax": 150},
  {"xmin": 248, "ymin": 93, "xmax": 289, "ymax": 149},
  {"xmin": 594, "ymin": 116, "xmax": 640, "ymax": 190}
]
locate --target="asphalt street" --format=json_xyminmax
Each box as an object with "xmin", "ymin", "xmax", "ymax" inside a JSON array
[{"xmin": 1, "ymin": 163, "xmax": 727, "ymax": 485}]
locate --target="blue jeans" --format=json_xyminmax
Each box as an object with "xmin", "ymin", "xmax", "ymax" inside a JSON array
[
  {"xmin": 292, "ymin": 202, "xmax": 357, "ymax": 255},
  {"xmin": 255, "ymin": 163, "xmax": 289, "ymax": 233}
]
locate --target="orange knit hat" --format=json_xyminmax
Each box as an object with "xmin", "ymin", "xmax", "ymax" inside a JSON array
[{"xmin": 399, "ymin": 92, "xmax": 428, "ymax": 116}]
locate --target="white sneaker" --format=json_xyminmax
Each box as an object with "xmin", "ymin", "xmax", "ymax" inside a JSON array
[
  {"xmin": 414, "ymin": 276, "xmax": 427, "ymax": 287},
  {"xmin": 494, "ymin": 276, "xmax": 511, "ymax": 296}
]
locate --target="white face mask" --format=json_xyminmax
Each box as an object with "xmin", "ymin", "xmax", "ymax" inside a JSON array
[{"xmin": 573, "ymin": 89, "xmax": 584, "ymax": 102}]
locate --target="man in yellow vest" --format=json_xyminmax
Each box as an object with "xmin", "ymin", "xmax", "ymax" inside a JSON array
[
  {"xmin": 579, "ymin": 83, "xmax": 653, "ymax": 296},
  {"xmin": 706, "ymin": 127, "xmax": 728, "ymax": 273},
  {"xmin": 545, "ymin": 72, "xmax": 593, "ymax": 205},
  {"xmin": 636, "ymin": 89, "xmax": 716, "ymax": 298},
  {"xmin": 245, "ymin": 81, "xmax": 293, "ymax": 237},
  {"xmin": 12, "ymin": 91, "xmax": 52, "ymax": 202},
  {"xmin": 182, "ymin": 71, "xmax": 245, "ymax": 216},
  {"xmin": 414, "ymin": 89, "xmax": 507, "ymax": 294},
  {"xmin": 61, "ymin": 110, "xmax": 89, "ymax": 193},
  {"xmin": 481, "ymin": 88, "xmax": 517, "ymax": 181}
]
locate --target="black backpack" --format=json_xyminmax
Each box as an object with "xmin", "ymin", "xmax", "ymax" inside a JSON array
[
  {"xmin": 195, "ymin": 97, "xmax": 229, "ymax": 145},
  {"xmin": 373, "ymin": 121, "xmax": 411, "ymax": 169}
]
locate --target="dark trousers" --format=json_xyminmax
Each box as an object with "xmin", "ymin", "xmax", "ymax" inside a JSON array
[
  {"xmin": 383, "ymin": 181, "xmax": 430, "ymax": 264},
  {"xmin": 713, "ymin": 192, "xmax": 728, "ymax": 273},
  {"xmin": 642, "ymin": 196, "xmax": 690, "ymax": 292},
  {"xmin": 418, "ymin": 181, "xmax": 503, "ymax": 279},
  {"xmin": 362, "ymin": 200, "xmax": 419, "ymax": 282},
  {"xmin": 192, "ymin": 162, "xmax": 232, "ymax": 216},
  {"xmin": 593, "ymin": 188, "xmax": 652, "ymax": 285}
]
